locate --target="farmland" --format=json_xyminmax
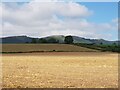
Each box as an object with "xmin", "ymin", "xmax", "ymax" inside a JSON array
[
  {"xmin": 2, "ymin": 52, "xmax": 118, "ymax": 88},
  {"xmin": 2, "ymin": 44, "xmax": 97, "ymax": 53}
]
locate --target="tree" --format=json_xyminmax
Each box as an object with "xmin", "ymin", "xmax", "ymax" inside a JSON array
[
  {"xmin": 31, "ymin": 38, "xmax": 37, "ymax": 43},
  {"xmin": 47, "ymin": 38, "xmax": 59, "ymax": 43},
  {"xmin": 38, "ymin": 38, "xmax": 47, "ymax": 43},
  {"xmin": 113, "ymin": 42, "xmax": 117, "ymax": 46},
  {"xmin": 26, "ymin": 41, "xmax": 29, "ymax": 43},
  {"xmin": 64, "ymin": 35, "xmax": 73, "ymax": 44},
  {"xmin": 100, "ymin": 42, "xmax": 103, "ymax": 45}
]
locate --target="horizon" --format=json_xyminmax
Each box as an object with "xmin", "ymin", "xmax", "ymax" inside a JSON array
[
  {"xmin": 1, "ymin": 1, "xmax": 118, "ymax": 41},
  {"xmin": 1, "ymin": 34, "xmax": 119, "ymax": 41}
]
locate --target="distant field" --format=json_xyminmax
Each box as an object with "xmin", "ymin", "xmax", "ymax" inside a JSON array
[
  {"xmin": 2, "ymin": 52, "xmax": 118, "ymax": 88},
  {"xmin": 2, "ymin": 44, "xmax": 97, "ymax": 53}
]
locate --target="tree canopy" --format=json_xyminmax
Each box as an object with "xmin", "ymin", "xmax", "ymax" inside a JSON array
[{"xmin": 64, "ymin": 35, "xmax": 73, "ymax": 44}]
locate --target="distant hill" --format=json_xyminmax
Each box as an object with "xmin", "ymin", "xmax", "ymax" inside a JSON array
[
  {"xmin": 1, "ymin": 35, "xmax": 119, "ymax": 45},
  {"xmin": 43, "ymin": 35, "xmax": 65, "ymax": 43},
  {"xmin": 1, "ymin": 36, "xmax": 32, "ymax": 43},
  {"xmin": 1, "ymin": 36, "xmax": 40, "ymax": 44}
]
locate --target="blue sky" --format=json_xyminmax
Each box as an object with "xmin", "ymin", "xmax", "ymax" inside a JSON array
[
  {"xmin": 80, "ymin": 2, "xmax": 118, "ymax": 23},
  {"xmin": 1, "ymin": 1, "xmax": 118, "ymax": 41},
  {"xmin": 80, "ymin": 2, "xmax": 118, "ymax": 40}
]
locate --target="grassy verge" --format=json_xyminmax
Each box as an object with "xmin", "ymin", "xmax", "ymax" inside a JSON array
[{"xmin": 73, "ymin": 43, "xmax": 120, "ymax": 53}]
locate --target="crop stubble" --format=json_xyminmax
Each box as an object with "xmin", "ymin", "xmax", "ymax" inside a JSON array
[{"xmin": 2, "ymin": 52, "xmax": 118, "ymax": 88}]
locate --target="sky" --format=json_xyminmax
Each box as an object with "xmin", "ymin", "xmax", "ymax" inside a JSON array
[{"xmin": 0, "ymin": 0, "xmax": 118, "ymax": 41}]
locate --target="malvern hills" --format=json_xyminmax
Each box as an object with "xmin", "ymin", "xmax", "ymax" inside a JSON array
[{"xmin": 1, "ymin": 35, "xmax": 119, "ymax": 45}]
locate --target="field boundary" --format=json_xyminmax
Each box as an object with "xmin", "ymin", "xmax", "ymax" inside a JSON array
[
  {"xmin": 1, "ymin": 88, "xmax": 119, "ymax": 90},
  {"xmin": 1, "ymin": 50, "xmax": 100, "ymax": 54}
]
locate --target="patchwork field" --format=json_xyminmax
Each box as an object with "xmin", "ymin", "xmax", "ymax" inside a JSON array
[
  {"xmin": 2, "ymin": 44, "xmax": 97, "ymax": 53},
  {"xmin": 2, "ymin": 52, "xmax": 118, "ymax": 88}
]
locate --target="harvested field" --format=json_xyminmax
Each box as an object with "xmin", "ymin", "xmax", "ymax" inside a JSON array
[
  {"xmin": 2, "ymin": 52, "xmax": 118, "ymax": 88},
  {"xmin": 2, "ymin": 44, "xmax": 97, "ymax": 53}
]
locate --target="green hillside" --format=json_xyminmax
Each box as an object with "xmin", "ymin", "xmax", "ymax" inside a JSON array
[{"xmin": 2, "ymin": 44, "xmax": 97, "ymax": 53}]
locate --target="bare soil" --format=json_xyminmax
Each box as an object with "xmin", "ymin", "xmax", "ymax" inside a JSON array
[{"xmin": 2, "ymin": 52, "xmax": 118, "ymax": 88}]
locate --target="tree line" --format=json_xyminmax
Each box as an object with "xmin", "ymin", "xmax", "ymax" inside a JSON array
[{"xmin": 30, "ymin": 35, "xmax": 73, "ymax": 44}]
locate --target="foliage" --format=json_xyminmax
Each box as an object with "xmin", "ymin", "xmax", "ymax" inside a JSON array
[
  {"xmin": 31, "ymin": 38, "xmax": 37, "ymax": 43},
  {"xmin": 47, "ymin": 38, "xmax": 59, "ymax": 43},
  {"xmin": 64, "ymin": 35, "xmax": 73, "ymax": 44},
  {"xmin": 74, "ymin": 43, "xmax": 120, "ymax": 52},
  {"xmin": 38, "ymin": 38, "xmax": 47, "ymax": 43},
  {"xmin": 38, "ymin": 38, "xmax": 59, "ymax": 43}
]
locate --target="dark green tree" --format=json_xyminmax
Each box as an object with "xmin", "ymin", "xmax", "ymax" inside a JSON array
[
  {"xmin": 31, "ymin": 38, "xmax": 37, "ymax": 43},
  {"xmin": 100, "ymin": 42, "xmax": 103, "ymax": 45},
  {"xmin": 113, "ymin": 42, "xmax": 117, "ymax": 46},
  {"xmin": 47, "ymin": 38, "xmax": 59, "ymax": 43},
  {"xmin": 64, "ymin": 35, "xmax": 73, "ymax": 44},
  {"xmin": 38, "ymin": 38, "xmax": 47, "ymax": 43}
]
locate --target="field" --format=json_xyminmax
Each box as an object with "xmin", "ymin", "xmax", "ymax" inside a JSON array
[
  {"xmin": 2, "ymin": 52, "xmax": 118, "ymax": 88},
  {"xmin": 2, "ymin": 44, "xmax": 97, "ymax": 53}
]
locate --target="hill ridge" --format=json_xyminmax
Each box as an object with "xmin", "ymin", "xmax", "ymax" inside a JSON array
[{"xmin": 1, "ymin": 35, "xmax": 119, "ymax": 45}]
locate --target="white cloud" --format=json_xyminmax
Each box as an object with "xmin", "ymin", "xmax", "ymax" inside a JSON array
[
  {"xmin": 2, "ymin": 2, "xmax": 118, "ymax": 40},
  {"xmin": 56, "ymin": 2, "xmax": 92, "ymax": 17},
  {"xmin": 112, "ymin": 18, "xmax": 118, "ymax": 23},
  {"xmin": 0, "ymin": 3, "xmax": 2, "ymax": 37}
]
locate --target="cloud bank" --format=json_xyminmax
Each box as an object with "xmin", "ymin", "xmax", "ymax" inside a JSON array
[{"xmin": 1, "ymin": 2, "xmax": 118, "ymax": 40}]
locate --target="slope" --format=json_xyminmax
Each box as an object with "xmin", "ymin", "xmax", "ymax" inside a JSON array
[{"xmin": 2, "ymin": 44, "xmax": 98, "ymax": 53}]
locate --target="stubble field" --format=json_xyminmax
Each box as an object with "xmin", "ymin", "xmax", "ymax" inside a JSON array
[{"xmin": 2, "ymin": 52, "xmax": 118, "ymax": 88}]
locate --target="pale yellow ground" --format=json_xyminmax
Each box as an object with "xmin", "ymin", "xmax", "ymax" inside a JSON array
[{"xmin": 2, "ymin": 52, "xmax": 118, "ymax": 88}]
